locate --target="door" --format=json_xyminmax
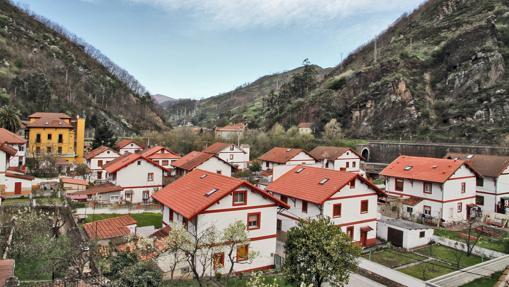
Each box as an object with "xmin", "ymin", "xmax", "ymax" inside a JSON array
[
  {"xmin": 387, "ymin": 227, "xmax": 403, "ymax": 247},
  {"xmin": 14, "ymin": 182, "xmax": 22, "ymax": 194},
  {"xmin": 360, "ymin": 230, "xmax": 367, "ymax": 246}
]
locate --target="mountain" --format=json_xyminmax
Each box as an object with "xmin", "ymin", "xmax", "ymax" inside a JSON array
[
  {"xmin": 174, "ymin": 0, "xmax": 509, "ymax": 144},
  {"xmin": 165, "ymin": 65, "xmax": 331, "ymax": 127},
  {"xmin": 0, "ymin": 0, "xmax": 167, "ymax": 135},
  {"xmin": 151, "ymin": 94, "xmax": 176, "ymax": 106}
]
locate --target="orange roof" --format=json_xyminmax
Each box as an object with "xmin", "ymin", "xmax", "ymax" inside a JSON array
[
  {"xmin": 6, "ymin": 172, "xmax": 34, "ymax": 180},
  {"xmin": 380, "ymin": 155, "xmax": 470, "ymax": 183},
  {"xmin": 266, "ymin": 165, "xmax": 383, "ymax": 204},
  {"xmin": 258, "ymin": 147, "xmax": 314, "ymax": 164},
  {"xmin": 115, "ymin": 139, "xmax": 144, "ymax": 149},
  {"xmin": 141, "ymin": 146, "xmax": 180, "ymax": 159},
  {"xmin": 26, "ymin": 112, "xmax": 73, "ymax": 128},
  {"xmin": 445, "ymin": 153, "xmax": 509, "ymax": 178},
  {"xmin": 310, "ymin": 146, "xmax": 365, "ymax": 161},
  {"xmin": 85, "ymin": 146, "xmax": 118, "ymax": 160},
  {"xmin": 202, "ymin": 142, "xmax": 233, "ymax": 154},
  {"xmin": 0, "ymin": 128, "xmax": 25, "ymax": 144},
  {"xmin": 0, "ymin": 143, "xmax": 16, "ymax": 157},
  {"xmin": 60, "ymin": 177, "xmax": 88, "ymax": 186},
  {"xmin": 83, "ymin": 215, "xmax": 136, "ymax": 240},
  {"xmin": 298, "ymin": 122, "xmax": 312, "ymax": 128},
  {"xmin": 71, "ymin": 183, "xmax": 123, "ymax": 196},
  {"xmin": 171, "ymin": 151, "xmax": 219, "ymax": 171},
  {"xmin": 152, "ymin": 169, "xmax": 288, "ymax": 219},
  {"xmin": 215, "ymin": 123, "xmax": 245, "ymax": 132},
  {"xmin": 0, "ymin": 259, "xmax": 15, "ymax": 287},
  {"xmin": 103, "ymin": 153, "xmax": 168, "ymax": 174}
]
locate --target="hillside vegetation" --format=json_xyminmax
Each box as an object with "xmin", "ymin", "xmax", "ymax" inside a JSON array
[
  {"xmin": 176, "ymin": 0, "xmax": 509, "ymax": 144},
  {"xmin": 0, "ymin": 0, "xmax": 167, "ymax": 134}
]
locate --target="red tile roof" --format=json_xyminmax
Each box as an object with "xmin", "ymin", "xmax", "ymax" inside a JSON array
[
  {"xmin": 402, "ymin": 197, "xmax": 424, "ymax": 206},
  {"xmin": 60, "ymin": 177, "xmax": 88, "ymax": 186},
  {"xmin": 310, "ymin": 146, "xmax": 365, "ymax": 161},
  {"xmin": 171, "ymin": 151, "xmax": 216, "ymax": 171},
  {"xmin": 0, "ymin": 259, "xmax": 14, "ymax": 287},
  {"xmin": 83, "ymin": 215, "xmax": 136, "ymax": 240},
  {"xmin": 103, "ymin": 153, "xmax": 168, "ymax": 174},
  {"xmin": 380, "ymin": 155, "xmax": 470, "ymax": 183},
  {"xmin": 115, "ymin": 139, "xmax": 144, "ymax": 149},
  {"xmin": 258, "ymin": 147, "xmax": 315, "ymax": 164},
  {"xmin": 5, "ymin": 172, "xmax": 34, "ymax": 180},
  {"xmin": 85, "ymin": 146, "xmax": 118, "ymax": 160},
  {"xmin": 152, "ymin": 169, "xmax": 288, "ymax": 219},
  {"xmin": 0, "ymin": 128, "xmax": 25, "ymax": 144},
  {"xmin": 141, "ymin": 146, "xmax": 180, "ymax": 159},
  {"xmin": 445, "ymin": 153, "xmax": 509, "ymax": 178},
  {"xmin": 202, "ymin": 142, "xmax": 233, "ymax": 154},
  {"xmin": 0, "ymin": 143, "xmax": 16, "ymax": 157},
  {"xmin": 25, "ymin": 112, "xmax": 73, "ymax": 128},
  {"xmin": 215, "ymin": 123, "xmax": 246, "ymax": 132},
  {"xmin": 266, "ymin": 165, "xmax": 384, "ymax": 204},
  {"xmin": 70, "ymin": 183, "xmax": 123, "ymax": 197}
]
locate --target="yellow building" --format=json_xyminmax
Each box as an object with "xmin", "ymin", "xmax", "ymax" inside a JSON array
[{"xmin": 25, "ymin": 112, "xmax": 86, "ymax": 164}]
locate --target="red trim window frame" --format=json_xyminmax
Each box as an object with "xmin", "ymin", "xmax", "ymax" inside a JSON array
[
  {"xmin": 213, "ymin": 252, "xmax": 225, "ymax": 270},
  {"xmin": 98, "ymin": 160, "xmax": 103, "ymax": 167},
  {"xmin": 423, "ymin": 205, "xmax": 431, "ymax": 216},
  {"xmin": 236, "ymin": 244, "xmax": 249, "ymax": 262},
  {"xmin": 302, "ymin": 200, "xmax": 308, "ymax": 213},
  {"xmin": 232, "ymin": 190, "xmax": 247, "ymax": 206},
  {"xmin": 360, "ymin": 200, "xmax": 369, "ymax": 214},
  {"xmin": 333, "ymin": 203, "xmax": 342, "ymax": 218},
  {"xmin": 147, "ymin": 172, "xmax": 154, "ymax": 182},
  {"xmin": 457, "ymin": 202, "xmax": 463, "ymax": 213},
  {"xmin": 461, "ymin": 182, "xmax": 466, "ymax": 194},
  {"xmin": 395, "ymin": 178, "xmax": 404, "ymax": 192},
  {"xmin": 346, "ymin": 226, "xmax": 354, "ymax": 239},
  {"xmin": 349, "ymin": 179, "xmax": 356, "ymax": 189},
  {"xmin": 247, "ymin": 212, "xmax": 261, "ymax": 230},
  {"xmin": 423, "ymin": 182, "xmax": 432, "ymax": 194}
]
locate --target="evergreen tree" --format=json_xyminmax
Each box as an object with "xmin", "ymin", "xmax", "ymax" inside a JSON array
[
  {"xmin": 92, "ymin": 124, "xmax": 116, "ymax": 148},
  {"xmin": 0, "ymin": 105, "xmax": 22, "ymax": 132}
]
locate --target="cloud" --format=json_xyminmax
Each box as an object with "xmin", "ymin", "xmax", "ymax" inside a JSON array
[{"xmin": 123, "ymin": 0, "xmax": 424, "ymax": 29}]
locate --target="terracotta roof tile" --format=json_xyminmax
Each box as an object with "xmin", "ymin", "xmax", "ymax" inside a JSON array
[
  {"xmin": 0, "ymin": 128, "xmax": 25, "ymax": 144},
  {"xmin": 445, "ymin": 153, "xmax": 509, "ymax": 178},
  {"xmin": 402, "ymin": 197, "xmax": 424, "ymax": 206},
  {"xmin": 171, "ymin": 151, "xmax": 216, "ymax": 171},
  {"xmin": 141, "ymin": 146, "xmax": 180, "ymax": 159},
  {"xmin": 103, "ymin": 153, "xmax": 167, "ymax": 174},
  {"xmin": 5, "ymin": 172, "xmax": 34, "ymax": 180},
  {"xmin": 215, "ymin": 123, "xmax": 246, "ymax": 132},
  {"xmin": 115, "ymin": 139, "xmax": 144, "ymax": 149},
  {"xmin": 70, "ymin": 183, "xmax": 123, "ymax": 196},
  {"xmin": 310, "ymin": 146, "xmax": 365, "ymax": 161},
  {"xmin": 60, "ymin": 177, "xmax": 88, "ymax": 186},
  {"xmin": 152, "ymin": 169, "xmax": 288, "ymax": 219},
  {"xmin": 26, "ymin": 112, "xmax": 73, "ymax": 128},
  {"xmin": 266, "ymin": 165, "xmax": 383, "ymax": 204},
  {"xmin": 380, "ymin": 155, "xmax": 468, "ymax": 183},
  {"xmin": 258, "ymin": 147, "xmax": 314, "ymax": 164},
  {"xmin": 0, "ymin": 143, "xmax": 16, "ymax": 157},
  {"xmin": 202, "ymin": 142, "xmax": 232, "ymax": 154},
  {"xmin": 83, "ymin": 215, "xmax": 136, "ymax": 240},
  {"xmin": 85, "ymin": 146, "xmax": 118, "ymax": 160}
]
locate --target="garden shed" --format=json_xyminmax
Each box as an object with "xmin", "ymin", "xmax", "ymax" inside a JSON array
[{"xmin": 377, "ymin": 217, "xmax": 434, "ymax": 250}]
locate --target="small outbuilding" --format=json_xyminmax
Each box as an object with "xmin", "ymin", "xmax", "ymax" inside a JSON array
[{"xmin": 377, "ymin": 217, "xmax": 434, "ymax": 250}]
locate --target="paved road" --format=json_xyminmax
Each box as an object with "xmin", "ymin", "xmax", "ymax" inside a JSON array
[
  {"xmin": 428, "ymin": 254, "xmax": 509, "ymax": 287},
  {"xmin": 346, "ymin": 273, "xmax": 386, "ymax": 287},
  {"xmin": 359, "ymin": 257, "xmax": 426, "ymax": 287}
]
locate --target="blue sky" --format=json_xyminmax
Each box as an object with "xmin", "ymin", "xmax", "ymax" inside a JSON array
[{"xmin": 17, "ymin": 0, "xmax": 425, "ymax": 99}]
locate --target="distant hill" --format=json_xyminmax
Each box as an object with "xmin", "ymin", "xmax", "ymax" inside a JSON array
[
  {"xmin": 151, "ymin": 94, "xmax": 176, "ymax": 106},
  {"xmin": 0, "ymin": 0, "xmax": 167, "ymax": 135}
]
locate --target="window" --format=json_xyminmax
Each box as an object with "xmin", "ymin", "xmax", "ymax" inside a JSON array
[
  {"xmin": 46, "ymin": 146, "xmax": 52, "ymax": 154},
  {"xmin": 98, "ymin": 160, "xmax": 103, "ymax": 167},
  {"xmin": 230, "ymin": 145, "xmax": 235, "ymax": 151},
  {"xmin": 423, "ymin": 205, "xmax": 431, "ymax": 216},
  {"xmin": 97, "ymin": 172, "xmax": 102, "ymax": 179},
  {"xmin": 125, "ymin": 190, "xmax": 133, "ymax": 201},
  {"xmin": 333, "ymin": 204, "xmax": 342, "ymax": 217},
  {"xmin": 302, "ymin": 201, "xmax": 308, "ymax": 213},
  {"xmin": 57, "ymin": 147, "xmax": 62, "ymax": 155},
  {"xmin": 395, "ymin": 178, "xmax": 404, "ymax": 192},
  {"xmin": 346, "ymin": 226, "xmax": 354, "ymax": 239},
  {"xmin": 216, "ymin": 170, "xmax": 222, "ymax": 175},
  {"xmin": 476, "ymin": 177, "xmax": 484, "ymax": 187},
  {"xmin": 247, "ymin": 213, "xmax": 261, "ymax": 230},
  {"xmin": 110, "ymin": 195, "xmax": 119, "ymax": 202},
  {"xmin": 36, "ymin": 134, "xmax": 41, "ymax": 143},
  {"xmin": 137, "ymin": 160, "xmax": 142, "ymax": 166},
  {"xmin": 143, "ymin": 190, "xmax": 150, "ymax": 201},
  {"xmin": 47, "ymin": 134, "xmax": 52, "ymax": 140},
  {"xmin": 349, "ymin": 179, "xmax": 356, "ymax": 189},
  {"xmin": 423, "ymin": 182, "xmax": 432, "ymax": 194},
  {"xmin": 407, "ymin": 207, "xmax": 413, "ymax": 214},
  {"xmin": 419, "ymin": 231, "xmax": 425, "ymax": 238},
  {"xmin": 19, "ymin": 145, "xmax": 24, "ymax": 151},
  {"xmin": 457, "ymin": 202, "xmax": 463, "ymax": 213},
  {"xmin": 277, "ymin": 219, "xmax": 282, "ymax": 231},
  {"xmin": 58, "ymin": 134, "xmax": 63, "ymax": 143},
  {"xmin": 169, "ymin": 209, "xmax": 174, "ymax": 221},
  {"xmin": 265, "ymin": 162, "xmax": 269, "ymax": 168},
  {"xmin": 360, "ymin": 200, "xmax": 369, "ymax": 213},
  {"xmin": 280, "ymin": 195, "xmax": 288, "ymax": 204},
  {"xmin": 182, "ymin": 218, "xmax": 188, "ymax": 229},
  {"xmin": 476, "ymin": 195, "xmax": 484, "ymax": 206},
  {"xmin": 229, "ymin": 154, "xmax": 234, "ymax": 160},
  {"xmin": 147, "ymin": 173, "xmax": 154, "ymax": 182},
  {"xmin": 236, "ymin": 245, "xmax": 249, "ymax": 262},
  {"xmin": 35, "ymin": 146, "xmax": 41, "ymax": 155},
  {"xmin": 233, "ymin": 190, "xmax": 247, "ymax": 206},
  {"xmin": 161, "ymin": 160, "xmax": 169, "ymax": 166},
  {"xmin": 461, "ymin": 182, "xmax": 466, "ymax": 194},
  {"xmin": 352, "ymin": 161, "xmax": 356, "ymax": 168},
  {"xmin": 346, "ymin": 162, "xmax": 350, "ymax": 168},
  {"xmin": 213, "ymin": 253, "xmax": 225, "ymax": 269}
]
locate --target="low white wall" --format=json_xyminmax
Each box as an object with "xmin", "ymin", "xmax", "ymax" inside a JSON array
[{"xmin": 432, "ymin": 236, "xmax": 505, "ymax": 259}]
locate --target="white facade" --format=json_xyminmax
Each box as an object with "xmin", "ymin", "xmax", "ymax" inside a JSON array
[
  {"xmin": 319, "ymin": 150, "xmax": 362, "ymax": 173},
  {"xmin": 377, "ymin": 218, "xmax": 433, "ymax": 250},
  {"xmin": 261, "ymin": 152, "xmax": 315, "ymax": 171},
  {"xmin": 214, "ymin": 144, "xmax": 250, "ymax": 170},
  {"xmin": 0, "ymin": 148, "xmax": 33, "ymax": 195},
  {"xmin": 274, "ymin": 176, "xmax": 378, "ymax": 246},
  {"xmin": 87, "ymin": 149, "xmax": 120, "ymax": 181},
  {"xmin": 385, "ymin": 164, "xmax": 476, "ymax": 222},
  {"xmin": 8, "ymin": 143, "xmax": 26, "ymax": 168},
  {"xmin": 177, "ymin": 157, "xmax": 233, "ymax": 177},
  {"xmin": 108, "ymin": 158, "xmax": 164, "ymax": 203},
  {"xmin": 475, "ymin": 166, "xmax": 509, "ymax": 214},
  {"xmin": 159, "ymin": 186, "xmax": 280, "ymax": 277},
  {"xmin": 119, "ymin": 142, "xmax": 143, "ymax": 155}
]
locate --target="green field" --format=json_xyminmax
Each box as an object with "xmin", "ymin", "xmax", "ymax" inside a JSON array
[
  {"xmin": 363, "ymin": 248, "xmax": 426, "ymax": 268},
  {"xmin": 398, "ymin": 260, "xmax": 455, "ymax": 280},
  {"xmin": 414, "ymin": 245, "xmax": 483, "ymax": 268},
  {"xmin": 85, "ymin": 213, "xmax": 163, "ymax": 228}
]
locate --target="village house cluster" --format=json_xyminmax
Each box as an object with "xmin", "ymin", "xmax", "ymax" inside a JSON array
[{"xmin": 1, "ymin": 119, "xmax": 509, "ymax": 279}]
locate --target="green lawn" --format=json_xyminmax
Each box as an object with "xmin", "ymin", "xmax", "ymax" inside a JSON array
[
  {"xmin": 461, "ymin": 271, "xmax": 502, "ymax": 287},
  {"xmin": 85, "ymin": 213, "xmax": 163, "ymax": 228},
  {"xmin": 363, "ymin": 248, "xmax": 426, "ymax": 268},
  {"xmin": 414, "ymin": 245, "xmax": 482, "ymax": 268},
  {"xmin": 435, "ymin": 228, "xmax": 509, "ymax": 254},
  {"xmin": 399, "ymin": 260, "xmax": 455, "ymax": 280}
]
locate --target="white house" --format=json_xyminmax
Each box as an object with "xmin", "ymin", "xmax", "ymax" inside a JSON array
[
  {"xmin": 152, "ymin": 169, "xmax": 289, "ymax": 277},
  {"xmin": 85, "ymin": 145, "xmax": 120, "ymax": 181},
  {"xmin": 0, "ymin": 142, "xmax": 34, "ymax": 197},
  {"xmin": 377, "ymin": 217, "xmax": 434, "ymax": 250},
  {"xmin": 258, "ymin": 147, "xmax": 316, "ymax": 182},
  {"xmin": 67, "ymin": 183, "xmax": 123, "ymax": 204},
  {"xmin": 266, "ymin": 165, "xmax": 384, "ymax": 247},
  {"xmin": 215, "ymin": 123, "xmax": 246, "ymax": 140},
  {"xmin": 309, "ymin": 146, "xmax": 364, "ymax": 173},
  {"xmin": 445, "ymin": 153, "xmax": 509, "ymax": 215},
  {"xmin": 141, "ymin": 146, "xmax": 181, "ymax": 171},
  {"xmin": 203, "ymin": 142, "xmax": 250, "ymax": 170},
  {"xmin": 297, "ymin": 122, "xmax": 313, "ymax": 135},
  {"xmin": 381, "ymin": 155, "xmax": 478, "ymax": 223},
  {"xmin": 115, "ymin": 139, "xmax": 144, "ymax": 155},
  {"xmin": 103, "ymin": 153, "xmax": 167, "ymax": 203},
  {"xmin": 0, "ymin": 128, "xmax": 27, "ymax": 168},
  {"xmin": 171, "ymin": 151, "xmax": 233, "ymax": 177}
]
